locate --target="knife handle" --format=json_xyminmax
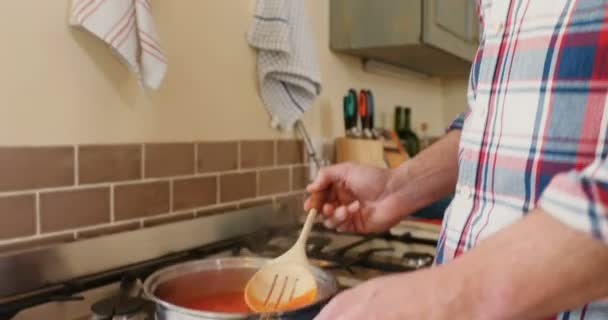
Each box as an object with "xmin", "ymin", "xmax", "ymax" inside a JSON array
[
  {"xmin": 343, "ymin": 95, "xmax": 351, "ymax": 133},
  {"xmin": 366, "ymin": 90, "xmax": 375, "ymax": 138},
  {"xmin": 359, "ymin": 89, "xmax": 368, "ymax": 131},
  {"xmin": 347, "ymin": 89, "xmax": 359, "ymax": 137}
]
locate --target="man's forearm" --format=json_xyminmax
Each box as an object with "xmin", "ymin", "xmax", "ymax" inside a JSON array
[
  {"xmin": 442, "ymin": 210, "xmax": 608, "ymax": 319},
  {"xmin": 387, "ymin": 130, "xmax": 461, "ymax": 217}
]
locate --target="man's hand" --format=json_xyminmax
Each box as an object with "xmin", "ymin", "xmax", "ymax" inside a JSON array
[
  {"xmin": 304, "ymin": 163, "xmax": 405, "ymax": 233},
  {"xmin": 314, "ymin": 269, "xmax": 474, "ymax": 320},
  {"xmin": 304, "ymin": 130, "xmax": 462, "ymax": 234}
]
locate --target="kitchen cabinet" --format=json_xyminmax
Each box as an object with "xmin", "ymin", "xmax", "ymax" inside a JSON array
[{"xmin": 330, "ymin": 0, "xmax": 479, "ymax": 77}]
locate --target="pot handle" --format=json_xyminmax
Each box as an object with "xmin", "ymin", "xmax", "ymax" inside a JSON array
[{"xmin": 142, "ymin": 300, "xmax": 156, "ymax": 320}]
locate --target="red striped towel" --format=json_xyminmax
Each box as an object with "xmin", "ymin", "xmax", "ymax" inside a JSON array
[{"xmin": 70, "ymin": 0, "xmax": 167, "ymax": 90}]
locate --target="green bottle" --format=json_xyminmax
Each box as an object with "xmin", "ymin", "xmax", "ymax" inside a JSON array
[
  {"xmin": 394, "ymin": 106, "xmax": 403, "ymax": 133},
  {"xmin": 395, "ymin": 106, "xmax": 420, "ymax": 157},
  {"xmin": 394, "ymin": 106, "xmax": 407, "ymax": 151}
]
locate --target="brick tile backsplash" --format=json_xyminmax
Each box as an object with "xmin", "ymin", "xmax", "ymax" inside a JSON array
[
  {"xmin": 220, "ymin": 172, "xmax": 256, "ymax": 202},
  {"xmin": 145, "ymin": 143, "xmax": 195, "ymax": 178},
  {"xmin": 173, "ymin": 177, "xmax": 217, "ymax": 211},
  {"xmin": 114, "ymin": 181, "xmax": 170, "ymax": 220},
  {"xmin": 240, "ymin": 140, "xmax": 275, "ymax": 168},
  {"xmin": 0, "ymin": 147, "xmax": 74, "ymax": 192},
  {"xmin": 196, "ymin": 204, "xmax": 239, "ymax": 217},
  {"xmin": 0, "ymin": 233, "xmax": 76, "ymax": 254},
  {"xmin": 143, "ymin": 212, "xmax": 196, "ymax": 228},
  {"xmin": 79, "ymin": 145, "xmax": 141, "ymax": 184},
  {"xmin": 291, "ymin": 165, "xmax": 310, "ymax": 191},
  {"xmin": 197, "ymin": 142, "xmax": 238, "ymax": 173},
  {"xmin": 77, "ymin": 221, "xmax": 140, "ymax": 239},
  {"xmin": 0, "ymin": 139, "xmax": 308, "ymax": 253},
  {"xmin": 0, "ymin": 195, "xmax": 36, "ymax": 240},
  {"xmin": 276, "ymin": 193, "xmax": 307, "ymax": 224},
  {"xmin": 40, "ymin": 188, "xmax": 110, "ymax": 232},
  {"xmin": 258, "ymin": 168, "xmax": 290, "ymax": 196},
  {"xmin": 240, "ymin": 198, "xmax": 274, "ymax": 209},
  {"xmin": 277, "ymin": 140, "xmax": 305, "ymax": 165}
]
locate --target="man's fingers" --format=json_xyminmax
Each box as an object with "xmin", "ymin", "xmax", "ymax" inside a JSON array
[
  {"xmin": 336, "ymin": 220, "xmax": 355, "ymax": 233},
  {"xmin": 322, "ymin": 206, "xmax": 349, "ymax": 231},
  {"xmin": 347, "ymin": 200, "xmax": 360, "ymax": 213},
  {"xmin": 306, "ymin": 163, "xmax": 351, "ymax": 193},
  {"xmin": 304, "ymin": 187, "xmax": 339, "ymax": 213},
  {"xmin": 303, "ymin": 198, "xmax": 312, "ymax": 211},
  {"xmin": 304, "ymin": 163, "xmax": 355, "ymax": 216},
  {"xmin": 324, "ymin": 219, "xmax": 336, "ymax": 229},
  {"xmin": 323, "ymin": 203, "xmax": 335, "ymax": 216},
  {"xmin": 304, "ymin": 190, "xmax": 329, "ymax": 211},
  {"xmin": 327, "ymin": 205, "xmax": 361, "ymax": 232},
  {"xmin": 336, "ymin": 202, "xmax": 361, "ymax": 232},
  {"xmin": 334, "ymin": 206, "xmax": 348, "ymax": 223},
  {"xmin": 328, "ymin": 205, "xmax": 351, "ymax": 230}
]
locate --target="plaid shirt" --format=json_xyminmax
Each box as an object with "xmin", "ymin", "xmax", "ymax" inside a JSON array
[{"xmin": 436, "ymin": 0, "xmax": 608, "ymax": 318}]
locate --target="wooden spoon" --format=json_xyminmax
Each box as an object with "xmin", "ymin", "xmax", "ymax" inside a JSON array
[{"xmin": 245, "ymin": 208, "xmax": 319, "ymax": 312}]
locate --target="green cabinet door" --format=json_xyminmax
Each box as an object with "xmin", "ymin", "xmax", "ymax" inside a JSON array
[{"xmin": 423, "ymin": 0, "xmax": 479, "ymax": 62}]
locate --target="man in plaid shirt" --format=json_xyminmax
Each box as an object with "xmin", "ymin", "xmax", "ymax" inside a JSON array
[{"xmin": 307, "ymin": 0, "xmax": 608, "ymax": 319}]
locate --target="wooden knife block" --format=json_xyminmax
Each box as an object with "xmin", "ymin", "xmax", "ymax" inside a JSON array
[{"xmin": 335, "ymin": 138, "xmax": 385, "ymax": 168}]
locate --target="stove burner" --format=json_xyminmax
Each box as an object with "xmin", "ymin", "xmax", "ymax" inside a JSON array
[
  {"xmin": 333, "ymin": 237, "xmax": 374, "ymax": 257},
  {"xmin": 90, "ymin": 276, "xmax": 153, "ymax": 320},
  {"xmin": 358, "ymin": 248, "xmax": 394, "ymax": 259},
  {"xmin": 402, "ymin": 252, "xmax": 434, "ymax": 268},
  {"xmin": 239, "ymin": 225, "xmax": 436, "ymax": 274},
  {"xmin": 91, "ymin": 295, "xmax": 146, "ymax": 319},
  {"xmin": 307, "ymin": 236, "xmax": 332, "ymax": 255}
]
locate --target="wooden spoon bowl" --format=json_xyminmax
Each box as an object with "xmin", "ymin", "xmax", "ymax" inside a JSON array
[{"xmin": 244, "ymin": 209, "xmax": 319, "ymax": 312}]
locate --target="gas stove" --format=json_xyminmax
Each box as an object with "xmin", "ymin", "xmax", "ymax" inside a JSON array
[
  {"xmin": 223, "ymin": 225, "xmax": 437, "ymax": 288},
  {"xmin": 0, "ymin": 205, "xmax": 439, "ymax": 320}
]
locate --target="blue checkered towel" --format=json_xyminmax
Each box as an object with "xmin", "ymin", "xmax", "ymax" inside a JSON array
[{"xmin": 247, "ymin": 0, "xmax": 321, "ymax": 130}]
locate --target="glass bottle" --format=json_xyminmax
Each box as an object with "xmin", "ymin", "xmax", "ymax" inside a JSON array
[{"xmin": 401, "ymin": 107, "xmax": 420, "ymax": 157}]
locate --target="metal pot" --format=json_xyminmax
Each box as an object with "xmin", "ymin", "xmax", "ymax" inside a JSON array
[{"xmin": 143, "ymin": 257, "xmax": 339, "ymax": 320}]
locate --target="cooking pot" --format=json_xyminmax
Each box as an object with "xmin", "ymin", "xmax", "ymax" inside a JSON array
[{"xmin": 143, "ymin": 257, "xmax": 339, "ymax": 320}]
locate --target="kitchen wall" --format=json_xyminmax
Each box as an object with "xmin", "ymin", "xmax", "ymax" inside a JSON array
[
  {"xmin": 0, "ymin": 0, "xmax": 460, "ymax": 146},
  {"xmin": 0, "ymin": 0, "xmax": 468, "ymax": 251},
  {"xmin": 442, "ymin": 78, "xmax": 470, "ymax": 126}
]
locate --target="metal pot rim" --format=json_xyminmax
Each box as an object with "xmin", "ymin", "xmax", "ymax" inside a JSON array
[{"xmin": 142, "ymin": 257, "xmax": 338, "ymax": 319}]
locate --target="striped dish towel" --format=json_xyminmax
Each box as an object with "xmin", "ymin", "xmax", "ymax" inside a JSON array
[
  {"xmin": 247, "ymin": 0, "xmax": 321, "ymax": 130},
  {"xmin": 69, "ymin": 0, "xmax": 167, "ymax": 90}
]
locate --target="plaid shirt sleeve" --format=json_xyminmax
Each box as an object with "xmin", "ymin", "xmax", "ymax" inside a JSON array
[
  {"xmin": 539, "ymin": 159, "xmax": 608, "ymax": 241},
  {"xmin": 447, "ymin": 112, "xmax": 467, "ymax": 131}
]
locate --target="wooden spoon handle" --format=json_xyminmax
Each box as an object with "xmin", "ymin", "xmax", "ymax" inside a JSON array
[{"xmin": 294, "ymin": 208, "xmax": 318, "ymax": 253}]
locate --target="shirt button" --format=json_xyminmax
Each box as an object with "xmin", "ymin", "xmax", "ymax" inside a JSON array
[
  {"xmin": 459, "ymin": 186, "xmax": 473, "ymax": 200},
  {"xmin": 497, "ymin": 22, "xmax": 504, "ymax": 32}
]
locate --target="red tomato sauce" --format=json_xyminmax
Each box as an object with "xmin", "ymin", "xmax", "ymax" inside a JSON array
[
  {"xmin": 181, "ymin": 291, "xmax": 252, "ymax": 313},
  {"xmin": 246, "ymin": 289, "xmax": 317, "ymax": 312}
]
